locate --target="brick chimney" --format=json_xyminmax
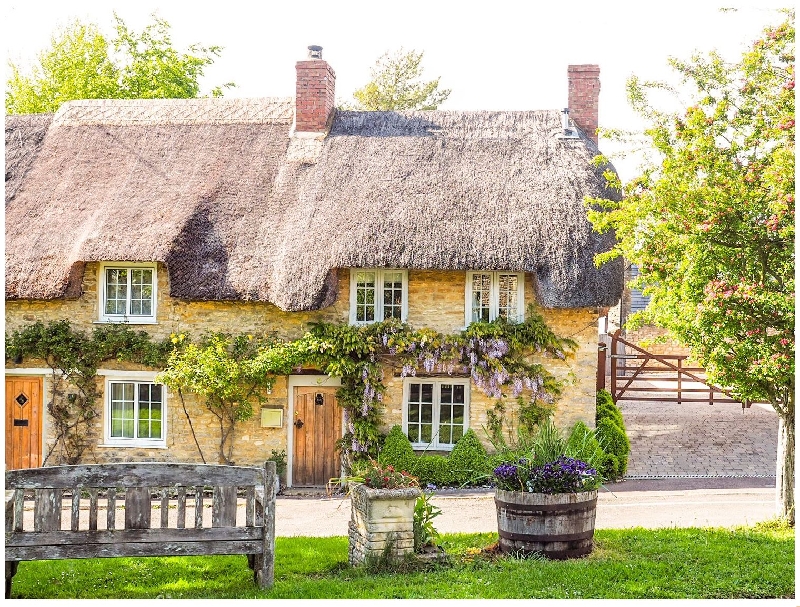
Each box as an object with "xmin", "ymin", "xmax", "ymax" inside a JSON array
[
  {"xmin": 567, "ymin": 65, "xmax": 600, "ymax": 144},
  {"xmin": 295, "ymin": 45, "xmax": 336, "ymax": 134}
]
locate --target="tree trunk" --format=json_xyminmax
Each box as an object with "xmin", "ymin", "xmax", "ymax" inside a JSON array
[{"xmin": 776, "ymin": 412, "xmax": 794, "ymax": 525}]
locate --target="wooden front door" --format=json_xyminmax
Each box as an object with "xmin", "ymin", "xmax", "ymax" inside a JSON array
[
  {"xmin": 292, "ymin": 387, "xmax": 341, "ymax": 486},
  {"xmin": 5, "ymin": 376, "xmax": 43, "ymax": 470}
]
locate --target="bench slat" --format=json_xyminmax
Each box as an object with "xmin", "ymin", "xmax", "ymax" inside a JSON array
[
  {"xmin": 6, "ymin": 464, "xmax": 264, "ymax": 489},
  {"xmin": 88, "ymin": 489, "xmax": 98, "ymax": 531},
  {"xmin": 34, "ymin": 489, "xmax": 62, "ymax": 532},
  {"xmin": 160, "ymin": 489, "xmax": 169, "ymax": 528},
  {"xmin": 71, "ymin": 493, "xmax": 80, "ymax": 531},
  {"xmin": 177, "ymin": 487, "xmax": 186, "ymax": 529},
  {"xmin": 212, "ymin": 486, "xmax": 237, "ymax": 528},
  {"xmin": 125, "ymin": 487, "xmax": 152, "ymax": 529},
  {"xmin": 13, "ymin": 490, "xmax": 24, "ymax": 532},
  {"xmin": 7, "ymin": 540, "xmax": 265, "ymax": 561},
  {"xmin": 107, "ymin": 488, "xmax": 116, "ymax": 530},
  {"xmin": 195, "ymin": 489, "xmax": 203, "ymax": 529},
  {"xmin": 7, "ymin": 526, "xmax": 264, "ymax": 547},
  {"xmin": 245, "ymin": 486, "xmax": 255, "ymax": 527}
]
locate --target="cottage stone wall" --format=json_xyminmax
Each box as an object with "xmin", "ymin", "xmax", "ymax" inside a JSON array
[{"xmin": 6, "ymin": 266, "xmax": 600, "ymax": 468}]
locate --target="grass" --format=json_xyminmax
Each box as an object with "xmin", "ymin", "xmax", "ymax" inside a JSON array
[{"xmin": 9, "ymin": 522, "xmax": 794, "ymax": 599}]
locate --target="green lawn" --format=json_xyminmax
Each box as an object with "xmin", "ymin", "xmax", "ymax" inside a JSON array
[{"xmin": 9, "ymin": 523, "xmax": 794, "ymax": 599}]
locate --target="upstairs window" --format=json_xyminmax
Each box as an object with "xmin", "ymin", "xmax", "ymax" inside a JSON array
[
  {"xmin": 99, "ymin": 263, "xmax": 157, "ymax": 323},
  {"xmin": 350, "ymin": 269, "xmax": 408, "ymax": 324},
  {"xmin": 466, "ymin": 271, "xmax": 524, "ymax": 324}
]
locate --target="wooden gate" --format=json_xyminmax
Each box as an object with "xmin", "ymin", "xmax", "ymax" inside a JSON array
[
  {"xmin": 292, "ymin": 387, "xmax": 341, "ymax": 486},
  {"xmin": 5, "ymin": 376, "xmax": 43, "ymax": 470},
  {"xmin": 608, "ymin": 331, "xmax": 748, "ymax": 407}
]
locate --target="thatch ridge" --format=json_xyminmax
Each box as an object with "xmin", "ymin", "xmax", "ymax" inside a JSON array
[{"xmin": 5, "ymin": 99, "xmax": 622, "ymax": 309}]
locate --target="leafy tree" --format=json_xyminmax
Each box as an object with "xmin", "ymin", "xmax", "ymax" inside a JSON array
[
  {"xmin": 588, "ymin": 11, "xmax": 794, "ymax": 522},
  {"xmin": 6, "ymin": 14, "xmax": 233, "ymax": 114},
  {"xmin": 349, "ymin": 48, "xmax": 451, "ymax": 110}
]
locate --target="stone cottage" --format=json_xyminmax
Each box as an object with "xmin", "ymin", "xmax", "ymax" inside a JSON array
[{"xmin": 5, "ymin": 48, "xmax": 622, "ymax": 486}]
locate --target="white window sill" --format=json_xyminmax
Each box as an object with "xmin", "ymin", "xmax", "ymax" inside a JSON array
[
  {"xmin": 98, "ymin": 443, "xmax": 167, "ymax": 449},
  {"xmin": 94, "ymin": 320, "xmax": 158, "ymax": 325},
  {"xmin": 411, "ymin": 444, "xmax": 455, "ymax": 452}
]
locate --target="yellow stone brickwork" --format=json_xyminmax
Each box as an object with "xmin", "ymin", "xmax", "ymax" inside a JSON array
[{"xmin": 7, "ymin": 265, "xmax": 600, "ymax": 471}]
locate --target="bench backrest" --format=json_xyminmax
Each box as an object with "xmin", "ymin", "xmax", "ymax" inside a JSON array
[{"xmin": 6, "ymin": 462, "xmax": 274, "ymax": 535}]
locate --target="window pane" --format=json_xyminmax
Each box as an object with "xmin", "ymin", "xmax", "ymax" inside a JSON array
[
  {"xmin": 110, "ymin": 382, "xmax": 135, "ymax": 438},
  {"xmin": 438, "ymin": 383, "xmax": 466, "ymax": 447},
  {"xmin": 410, "ymin": 383, "xmax": 419, "ymax": 402},
  {"xmin": 382, "ymin": 271, "xmax": 403, "ymax": 320},
  {"xmin": 498, "ymin": 274, "xmax": 519, "ymax": 321},
  {"xmin": 355, "ymin": 271, "xmax": 376, "ymax": 322},
  {"xmin": 130, "ymin": 270, "xmax": 154, "ymax": 317},
  {"xmin": 421, "ymin": 383, "xmax": 433, "ymax": 403},
  {"xmin": 471, "ymin": 274, "xmax": 491, "ymax": 323},
  {"xmin": 105, "ymin": 269, "xmax": 128, "ymax": 315},
  {"xmin": 420, "ymin": 423, "xmax": 432, "ymax": 444},
  {"xmin": 137, "ymin": 384, "xmax": 163, "ymax": 439}
]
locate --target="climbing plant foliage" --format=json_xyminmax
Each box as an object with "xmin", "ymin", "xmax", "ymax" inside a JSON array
[
  {"xmin": 7, "ymin": 305, "xmax": 576, "ymax": 470},
  {"xmin": 5, "ymin": 321, "xmax": 172, "ymax": 464}
]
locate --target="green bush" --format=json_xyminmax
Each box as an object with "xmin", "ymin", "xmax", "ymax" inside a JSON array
[
  {"xmin": 594, "ymin": 390, "xmax": 630, "ymax": 481},
  {"xmin": 595, "ymin": 417, "xmax": 630, "ymax": 480},
  {"xmin": 566, "ymin": 421, "xmax": 606, "ymax": 472},
  {"xmin": 410, "ymin": 455, "xmax": 454, "ymax": 486},
  {"xmin": 596, "ymin": 389, "xmax": 625, "ymax": 429},
  {"xmin": 447, "ymin": 429, "xmax": 490, "ymax": 486},
  {"xmin": 377, "ymin": 426, "xmax": 492, "ymax": 487},
  {"xmin": 377, "ymin": 425, "xmax": 414, "ymax": 472}
]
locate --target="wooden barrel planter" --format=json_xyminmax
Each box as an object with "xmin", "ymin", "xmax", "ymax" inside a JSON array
[{"xmin": 495, "ymin": 489, "xmax": 598, "ymax": 559}]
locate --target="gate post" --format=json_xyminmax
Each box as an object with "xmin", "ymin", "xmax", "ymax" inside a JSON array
[{"xmin": 596, "ymin": 342, "xmax": 607, "ymax": 391}]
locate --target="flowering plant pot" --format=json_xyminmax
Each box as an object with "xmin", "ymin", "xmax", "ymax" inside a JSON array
[
  {"xmin": 347, "ymin": 460, "xmax": 421, "ymax": 566},
  {"xmin": 492, "ymin": 455, "xmax": 601, "ymax": 559}
]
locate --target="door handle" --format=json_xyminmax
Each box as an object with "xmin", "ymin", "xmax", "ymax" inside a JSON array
[{"xmin": 294, "ymin": 419, "xmax": 304, "ymax": 429}]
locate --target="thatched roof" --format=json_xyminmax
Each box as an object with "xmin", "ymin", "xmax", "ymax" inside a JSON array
[{"xmin": 6, "ymin": 98, "xmax": 622, "ymax": 309}]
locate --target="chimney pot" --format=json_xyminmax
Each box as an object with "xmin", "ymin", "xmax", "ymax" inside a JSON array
[{"xmin": 307, "ymin": 45, "xmax": 323, "ymax": 59}]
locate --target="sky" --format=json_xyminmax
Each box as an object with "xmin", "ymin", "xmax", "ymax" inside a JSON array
[{"xmin": 3, "ymin": 0, "xmax": 789, "ymax": 181}]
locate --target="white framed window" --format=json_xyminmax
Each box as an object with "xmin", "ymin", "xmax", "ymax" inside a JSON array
[
  {"xmin": 465, "ymin": 271, "xmax": 525, "ymax": 324},
  {"xmin": 103, "ymin": 376, "xmax": 167, "ymax": 448},
  {"xmin": 98, "ymin": 263, "xmax": 157, "ymax": 323},
  {"xmin": 349, "ymin": 269, "xmax": 408, "ymax": 324},
  {"xmin": 403, "ymin": 379, "xmax": 470, "ymax": 450}
]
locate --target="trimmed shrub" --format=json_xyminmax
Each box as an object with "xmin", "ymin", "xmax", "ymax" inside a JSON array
[
  {"xmin": 410, "ymin": 455, "xmax": 454, "ymax": 487},
  {"xmin": 377, "ymin": 425, "xmax": 414, "ymax": 472},
  {"xmin": 596, "ymin": 389, "xmax": 625, "ymax": 429},
  {"xmin": 447, "ymin": 429, "xmax": 490, "ymax": 486},
  {"xmin": 377, "ymin": 426, "xmax": 492, "ymax": 487},
  {"xmin": 595, "ymin": 417, "xmax": 630, "ymax": 480}
]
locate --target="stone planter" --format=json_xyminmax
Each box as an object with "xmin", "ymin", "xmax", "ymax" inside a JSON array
[
  {"xmin": 495, "ymin": 488, "xmax": 598, "ymax": 559},
  {"xmin": 348, "ymin": 484, "xmax": 421, "ymax": 566}
]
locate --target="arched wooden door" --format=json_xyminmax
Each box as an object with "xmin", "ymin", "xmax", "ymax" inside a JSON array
[
  {"xmin": 292, "ymin": 386, "xmax": 341, "ymax": 486},
  {"xmin": 5, "ymin": 376, "xmax": 43, "ymax": 470}
]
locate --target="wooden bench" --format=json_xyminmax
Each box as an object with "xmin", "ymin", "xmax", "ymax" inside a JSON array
[{"xmin": 5, "ymin": 461, "xmax": 277, "ymax": 598}]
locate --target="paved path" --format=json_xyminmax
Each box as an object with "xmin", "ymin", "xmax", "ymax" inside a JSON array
[
  {"xmin": 275, "ymin": 479, "xmax": 777, "ymax": 537},
  {"xmin": 619, "ymin": 397, "xmax": 779, "ymax": 478}
]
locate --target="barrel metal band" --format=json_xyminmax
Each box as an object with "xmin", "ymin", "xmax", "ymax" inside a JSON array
[
  {"xmin": 494, "ymin": 497, "xmax": 597, "ymax": 514},
  {"xmin": 498, "ymin": 528, "xmax": 594, "ymax": 542}
]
